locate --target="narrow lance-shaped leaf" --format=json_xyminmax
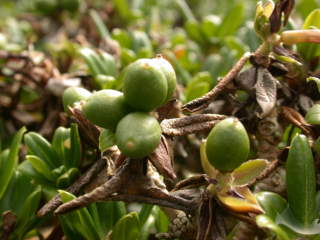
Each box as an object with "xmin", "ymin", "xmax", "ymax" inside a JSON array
[
  {"xmin": 26, "ymin": 155, "xmax": 56, "ymax": 182},
  {"xmin": 216, "ymin": 3, "xmax": 245, "ymax": 37},
  {"xmin": 69, "ymin": 124, "xmax": 81, "ymax": 168},
  {"xmin": 89, "ymin": 9, "xmax": 110, "ymax": 38},
  {"xmin": 59, "ymin": 190, "xmax": 101, "ymax": 240},
  {"xmin": 139, "ymin": 204, "xmax": 154, "ymax": 227},
  {"xmin": 52, "ymin": 127, "xmax": 70, "ymax": 167},
  {"xmin": 15, "ymin": 186, "xmax": 42, "ymax": 234},
  {"xmin": 286, "ymin": 134, "xmax": 317, "ymax": 226},
  {"xmin": 0, "ymin": 127, "xmax": 26, "ymax": 198},
  {"xmin": 24, "ymin": 132, "xmax": 60, "ymax": 169},
  {"xmin": 111, "ymin": 212, "xmax": 140, "ymax": 240}
]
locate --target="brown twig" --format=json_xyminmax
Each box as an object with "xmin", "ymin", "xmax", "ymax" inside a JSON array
[
  {"xmin": 161, "ymin": 114, "xmax": 226, "ymax": 136},
  {"xmin": 37, "ymin": 156, "xmax": 106, "ymax": 216},
  {"xmin": 182, "ymin": 52, "xmax": 251, "ymax": 112},
  {"xmin": 55, "ymin": 158, "xmax": 200, "ymax": 215},
  {"xmin": 1, "ymin": 211, "xmax": 17, "ymax": 240}
]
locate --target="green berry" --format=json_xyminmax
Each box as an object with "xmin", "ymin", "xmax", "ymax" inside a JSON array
[
  {"xmin": 82, "ymin": 90, "xmax": 129, "ymax": 130},
  {"xmin": 115, "ymin": 112, "xmax": 161, "ymax": 158},
  {"xmin": 123, "ymin": 59, "xmax": 168, "ymax": 111},
  {"xmin": 62, "ymin": 87, "xmax": 91, "ymax": 114},
  {"xmin": 154, "ymin": 55, "xmax": 177, "ymax": 103},
  {"xmin": 206, "ymin": 118, "xmax": 250, "ymax": 173}
]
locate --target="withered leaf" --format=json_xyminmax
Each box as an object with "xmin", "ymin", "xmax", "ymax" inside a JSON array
[
  {"xmin": 149, "ymin": 135, "xmax": 176, "ymax": 179},
  {"xmin": 255, "ymin": 68, "xmax": 277, "ymax": 118},
  {"xmin": 270, "ymin": 0, "xmax": 295, "ymax": 33},
  {"xmin": 70, "ymin": 107, "xmax": 100, "ymax": 147},
  {"xmin": 281, "ymin": 106, "xmax": 313, "ymax": 136},
  {"xmin": 235, "ymin": 67, "xmax": 257, "ymax": 93},
  {"xmin": 196, "ymin": 194, "xmax": 213, "ymax": 240}
]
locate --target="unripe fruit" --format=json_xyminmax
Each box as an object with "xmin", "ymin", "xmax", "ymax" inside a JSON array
[
  {"xmin": 205, "ymin": 118, "xmax": 249, "ymax": 173},
  {"xmin": 154, "ymin": 55, "xmax": 177, "ymax": 103},
  {"xmin": 123, "ymin": 59, "xmax": 168, "ymax": 111},
  {"xmin": 115, "ymin": 112, "xmax": 161, "ymax": 158},
  {"xmin": 62, "ymin": 87, "xmax": 91, "ymax": 114},
  {"xmin": 82, "ymin": 90, "xmax": 129, "ymax": 130}
]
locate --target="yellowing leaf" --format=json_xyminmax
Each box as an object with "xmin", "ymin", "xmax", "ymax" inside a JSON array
[
  {"xmin": 232, "ymin": 159, "xmax": 268, "ymax": 186},
  {"xmin": 217, "ymin": 187, "xmax": 264, "ymax": 214},
  {"xmin": 200, "ymin": 140, "xmax": 218, "ymax": 178}
]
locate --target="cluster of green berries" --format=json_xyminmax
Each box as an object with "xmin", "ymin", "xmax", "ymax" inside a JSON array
[{"xmin": 62, "ymin": 55, "xmax": 176, "ymax": 158}]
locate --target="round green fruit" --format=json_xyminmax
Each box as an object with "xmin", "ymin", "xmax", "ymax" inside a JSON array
[
  {"xmin": 82, "ymin": 90, "xmax": 129, "ymax": 130},
  {"xmin": 123, "ymin": 59, "xmax": 168, "ymax": 111},
  {"xmin": 154, "ymin": 55, "xmax": 177, "ymax": 103},
  {"xmin": 205, "ymin": 118, "xmax": 249, "ymax": 173},
  {"xmin": 62, "ymin": 87, "xmax": 91, "ymax": 114},
  {"xmin": 115, "ymin": 112, "xmax": 161, "ymax": 158}
]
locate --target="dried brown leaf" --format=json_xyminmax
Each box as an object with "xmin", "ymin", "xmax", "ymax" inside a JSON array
[
  {"xmin": 255, "ymin": 68, "xmax": 277, "ymax": 118},
  {"xmin": 149, "ymin": 135, "xmax": 176, "ymax": 179},
  {"xmin": 270, "ymin": 0, "xmax": 295, "ymax": 33}
]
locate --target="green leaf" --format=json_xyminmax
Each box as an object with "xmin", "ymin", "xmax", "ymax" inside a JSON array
[
  {"xmin": 59, "ymin": 190, "xmax": 101, "ymax": 240},
  {"xmin": 27, "ymin": 155, "xmax": 55, "ymax": 182},
  {"xmin": 111, "ymin": 28, "xmax": 132, "ymax": 49},
  {"xmin": 24, "ymin": 132, "xmax": 59, "ymax": 169},
  {"xmin": 298, "ymin": 9, "xmax": 320, "ymax": 60},
  {"xmin": 52, "ymin": 126, "xmax": 70, "ymax": 167},
  {"xmin": 232, "ymin": 159, "xmax": 268, "ymax": 186},
  {"xmin": 305, "ymin": 103, "xmax": 320, "ymax": 125},
  {"xmin": 79, "ymin": 48, "xmax": 102, "ymax": 77},
  {"xmin": 18, "ymin": 161, "xmax": 53, "ymax": 187},
  {"xmin": 185, "ymin": 72, "xmax": 211, "ymax": 102},
  {"xmin": 216, "ymin": 3, "xmax": 244, "ymax": 37},
  {"xmin": 15, "ymin": 186, "xmax": 42, "ymax": 234},
  {"xmin": 98, "ymin": 51, "xmax": 117, "ymax": 77},
  {"xmin": 286, "ymin": 134, "xmax": 317, "ymax": 226},
  {"xmin": 201, "ymin": 15, "xmax": 221, "ymax": 39},
  {"xmin": 68, "ymin": 124, "xmax": 81, "ymax": 168},
  {"xmin": 256, "ymin": 192, "xmax": 287, "ymax": 220},
  {"xmin": 89, "ymin": 9, "xmax": 110, "ymax": 38},
  {"xmin": 111, "ymin": 212, "xmax": 140, "ymax": 240},
  {"xmin": 96, "ymin": 201, "xmax": 126, "ymax": 235},
  {"xmin": 277, "ymin": 206, "xmax": 320, "ymax": 235},
  {"xmin": 112, "ymin": 0, "xmax": 132, "ymax": 21},
  {"xmin": 256, "ymin": 215, "xmax": 291, "ymax": 240},
  {"xmin": 154, "ymin": 207, "xmax": 169, "ymax": 233},
  {"xmin": 0, "ymin": 127, "xmax": 26, "ymax": 198},
  {"xmin": 184, "ymin": 20, "xmax": 205, "ymax": 45},
  {"xmin": 99, "ymin": 129, "xmax": 116, "ymax": 152},
  {"xmin": 297, "ymin": 0, "xmax": 318, "ymax": 18},
  {"xmin": 199, "ymin": 140, "xmax": 218, "ymax": 178},
  {"xmin": 56, "ymin": 168, "xmax": 80, "ymax": 188},
  {"xmin": 139, "ymin": 204, "xmax": 153, "ymax": 226}
]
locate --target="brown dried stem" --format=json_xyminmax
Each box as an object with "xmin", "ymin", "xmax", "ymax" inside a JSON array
[
  {"xmin": 55, "ymin": 158, "xmax": 199, "ymax": 215},
  {"xmin": 1, "ymin": 211, "xmax": 17, "ymax": 240},
  {"xmin": 182, "ymin": 52, "xmax": 251, "ymax": 112},
  {"xmin": 37, "ymin": 156, "xmax": 106, "ymax": 216},
  {"xmin": 161, "ymin": 114, "xmax": 226, "ymax": 136}
]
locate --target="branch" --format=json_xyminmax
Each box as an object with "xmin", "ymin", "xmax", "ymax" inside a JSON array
[
  {"xmin": 37, "ymin": 156, "xmax": 106, "ymax": 216},
  {"xmin": 182, "ymin": 52, "xmax": 251, "ymax": 112},
  {"xmin": 161, "ymin": 114, "xmax": 226, "ymax": 136}
]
